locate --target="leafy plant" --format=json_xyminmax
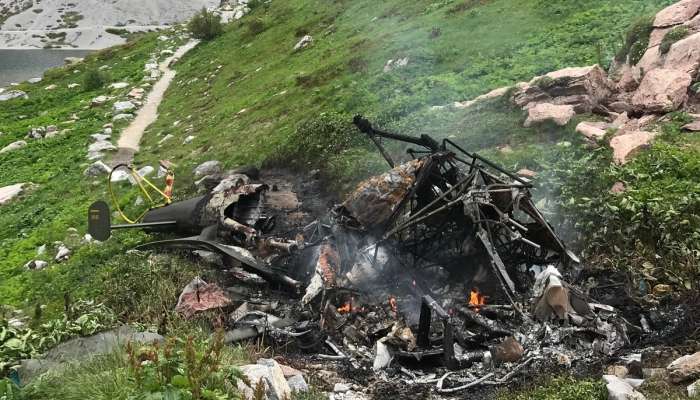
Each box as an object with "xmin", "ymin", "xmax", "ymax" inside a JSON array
[
  {"xmin": 1, "ymin": 301, "xmax": 116, "ymax": 376},
  {"xmin": 615, "ymin": 15, "xmax": 654, "ymax": 64},
  {"xmin": 82, "ymin": 68, "xmax": 109, "ymax": 90},
  {"xmin": 188, "ymin": 8, "xmax": 223, "ymax": 41},
  {"xmin": 125, "ymin": 331, "xmax": 244, "ymax": 400}
]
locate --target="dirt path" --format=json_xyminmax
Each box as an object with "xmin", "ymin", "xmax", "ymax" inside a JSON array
[{"xmin": 114, "ymin": 40, "xmax": 198, "ymax": 163}]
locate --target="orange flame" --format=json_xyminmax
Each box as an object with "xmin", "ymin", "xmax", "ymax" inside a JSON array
[
  {"xmin": 389, "ymin": 296, "xmax": 398, "ymax": 313},
  {"xmin": 469, "ymin": 288, "xmax": 486, "ymax": 312},
  {"xmin": 337, "ymin": 302, "xmax": 352, "ymax": 313}
]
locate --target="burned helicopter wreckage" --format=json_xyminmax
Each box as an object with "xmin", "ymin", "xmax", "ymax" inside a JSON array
[{"xmin": 88, "ymin": 117, "xmax": 635, "ymax": 391}]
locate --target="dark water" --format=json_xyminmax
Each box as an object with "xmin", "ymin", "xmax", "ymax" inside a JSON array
[{"xmin": 0, "ymin": 49, "xmax": 93, "ymax": 88}]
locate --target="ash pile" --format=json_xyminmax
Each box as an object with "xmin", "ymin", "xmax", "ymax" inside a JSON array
[{"xmin": 148, "ymin": 117, "xmax": 681, "ymax": 397}]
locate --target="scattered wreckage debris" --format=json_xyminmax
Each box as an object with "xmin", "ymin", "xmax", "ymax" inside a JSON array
[{"xmin": 87, "ymin": 117, "xmax": 695, "ymax": 396}]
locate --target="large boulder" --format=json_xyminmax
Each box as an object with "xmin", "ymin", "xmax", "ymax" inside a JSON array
[
  {"xmin": 237, "ymin": 359, "xmax": 292, "ymax": 400},
  {"xmin": 193, "ymin": 160, "xmax": 222, "ymax": 177},
  {"xmin": 576, "ymin": 121, "xmax": 609, "ymax": 140},
  {"xmin": 631, "ymin": 68, "xmax": 692, "ymax": 113},
  {"xmin": 513, "ymin": 65, "xmax": 612, "ymax": 112},
  {"xmin": 654, "ymin": 0, "xmax": 700, "ymax": 28},
  {"xmin": 0, "ymin": 140, "xmax": 28, "ymax": 154},
  {"xmin": 663, "ymin": 32, "xmax": 700, "ymax": 76},
  {"xmin": 0, "ymin": 90, "xmax": 28, "ymax": 101},
  {"xmin": 523, "ymin": 103, "xmax": 575, "ymax": 127},
  {"xmin": 610, "ymin": 131, "xmax": 657, "ymax": 164},
  {"xmin": 668, "ymin": 351, "xmax": 700, "ymax": 383},
  {"xmin": 636, "ymin": 47, "xmax": 663, "ymax": 73},
  {"xmin": 0, "ymin": 183, "xmax": 26, "ymax": 205},
  {"xmin": 113, "ymin": 101, "xmax": 136, "ymax": 113}
]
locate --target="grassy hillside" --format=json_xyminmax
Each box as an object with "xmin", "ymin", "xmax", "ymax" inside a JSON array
[
  {"xmin": 0, "ymin": 0, "xmax": 682, "ymax": 322},
  {"xmin": 2, "ymin": 0, "xmax": 699, "ymax": 397}
]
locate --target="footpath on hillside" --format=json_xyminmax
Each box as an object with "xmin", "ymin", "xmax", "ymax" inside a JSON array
[{"xmin": 112, "ymin": 40, "xmax": 199, "ymax": 165}]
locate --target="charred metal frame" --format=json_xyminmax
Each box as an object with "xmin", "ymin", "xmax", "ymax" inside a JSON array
[{"xmin": 418, "ymin": 295, "xmax": 458, "ymax": 369}]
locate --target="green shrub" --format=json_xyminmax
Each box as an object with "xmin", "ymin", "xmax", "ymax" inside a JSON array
[
  {"xmin": 105, "ymin": 27, "xmax": 128, "ymax": 37},
  {"xmin": 188, "ymin": 8, "xmax": 223, "ymax": 41},
  {"xmin": 247, "ymin": 18, "xmax": 265, "ymax": 36},
  {"xmin": 615, "ymin": 15, "xmax": 654, "ymax": 64},
  {"xmin": 82, "ymin": 68, "xmax": 109, "ymax": 91},
  {"xmin": 660, "ymin": 26, "xmax": 689, "ymax": 54}
]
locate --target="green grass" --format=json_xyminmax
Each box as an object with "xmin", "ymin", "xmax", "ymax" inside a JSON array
[{"xmin": 496, "ymin": 376, "xmax": 607, "ymax": 400}]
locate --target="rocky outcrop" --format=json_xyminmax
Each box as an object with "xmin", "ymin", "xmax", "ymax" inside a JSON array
[
  {"xmin": 237, "ymin": 358, "xmax": 292, "ymax": 400},
  {"xmin": 513, "ymin": 65, "xmax": 612, "ymax": 113},
  {"xmin": 654, "ymin": 0, "xmax": 700, "ymax": 27},
  {"xmin": 631, "ymin": 68, "xmax": 692, "ymax": 113},
  {"xmin": 663, "ymin": 32, "xmax": 700, "ymax": 76}
]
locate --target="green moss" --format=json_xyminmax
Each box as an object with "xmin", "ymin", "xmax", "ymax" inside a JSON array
[
  {"xmin": 615, "ymin": 15, "xmax": 655, "ymax": 64},
  {"xmin": 660, "ymin": 26, "xmax": 690, "ymax": 54}
]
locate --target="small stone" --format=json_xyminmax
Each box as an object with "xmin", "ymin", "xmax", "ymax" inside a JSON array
[
  {"xmin": 91, "ymin": 95, "xmax": 108, "ymax": 107},
  {"xmin": 113, "ymin": 101, "xmax": 136, "ymax": 113},
  {"xmin": 293, "ymin": 35, "xmax": 313, "ymax": 51},
  {"xmin": 611, "ymin": 181, "xmax": 626, "ymax": 194},
  {"xmin": 334, "ymin": 383, "xmax": 351, "ymax": 393},
  {"xmin": 67, "ymin": 83, "xmax": 80, "ymax": 89},
  {"xmin": 44, "ymin": 84, "xmax": 57, "ymax": 90},
  {"xmin": 0, "ymin": 183, "xmax": 26, "ymax": 205},
  {"xmin": 287, "ymin": 375, "xmax": 309, "ymax": 393},
  {"xmin": 516, "ymin": 168, "xmax": 537, "ymax": 178},
  {"xmin": 113, "ymin": 113, "xmax": 134, "ymax": 122},
  {"xmin": 193, "ymin": 160, "xmax": 222, "ymax": 177},
  {"xmin": 606, "ymin": 365, "xmax": 630, "ymax": 378},
  {"xmin": 158, "ymin": 134, "xmax": 174, "ymax": 144},
  {"xmin": 183, "ymin": 135, "xmax": 195, "ymax": 144},
  {"xmin": 0, "ymin": 90, "xmax": 28, "ymax": 101},
  {"xmin": 84, "ymin": 161, "xmax": 112, "ymax": 177},
  {"xmin": 603, "ymin": 375, "xmax": 646, "ymax": 400},
  {"xmin": 609, "ymin": 131, "xmax": 657, "ymax": 164},
  {"xmin": 55, "ymin": 245, "xmax": 71, "ymax": 262},
  {"xmin": 37, "ymin": 245, "xmax": 46, "ymax": 255},
  {"xmin": 109, "ymin": 82, "xmax": 129, "ymax": 89},
  {"xmin": 24, "ymin": 260, "xmax": 48, "ymax": 270},
  {"xmin": 28, "ymin": 77, "xmax": 42, "ymax": 84},
  {"xmin": 688, "ymin": 379, "xmax": 700, "ymax": 397},
  {"xmin": 492, "ymin": 336, "xmax": 524, "ymax": 363}
]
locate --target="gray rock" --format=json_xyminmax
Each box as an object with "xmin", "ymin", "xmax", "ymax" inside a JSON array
[
  {"xmin": 17, "ymin": 326, "xmax": 163, "ymax": 384},
  {"xmin": 383, "ymin": 57, "xmax": 409, "ymax": 73},
  {"xmin": 603, "ymin": 375, "xmax": 646, "ymax": 400},
  {"xmin": 84, "ymin": 161, "xmax": 112, "ymax": 177},
  {"xmin": 0, "ymin": 183, "xmax": 26, "ymax": 205},
  {"xmin": 0, "ymin": 140, "xmax": 27, "ymax": 154},
  {"xmin": 237, "ymin": 358, "xmax": 292, "ymax": 400},
  {"xmin": 193, "ymin": 160, "xmax": 222, "ymax": 177},
  {"xmin": 90, "ymin": 133, "xmax": 111, "ymax": 142},
  {"xmin": 524, "ymin": 103, "xmax": 576, "ymax": 127},
  {"xmin": 631, "ymin": 68, "xmax": 692, "ymax": 113},
  {"xmin": 37, "ymin": 245, "xmax": 46, "ymax": 255},
  {"xmin": 91, "ymin": 95, "xmax": 108, "ymax": 107},
  {"xmin": 688, "ymin": 379, "xmax": 700, "ymax": 397},
  {"xmin": 668, "ymin": 351, "xmax": 700, "ymax": 383},
  {"xmin": 28, "ymin": 77, "xmax": 42, "ymax": 84},
  {"xmin": 64, "ymin": 57, "xmax": 83, "ymax": 65},
  {"xmin": 88, "ymin": 140, "xmax": 117, "ymax": 153},
  {"xmin": 287, "ymin": 375, "xmax": 309, "ymax": 392},
  {"xmin": 109, "ymin": 82, "xmax": 129, "ymax": 89},
  {"xmin": 113, "ymin": 101, "xmax": 136, "ymax": 113},
  {"xmin": 113, "ymin": 113, "xmax": 134, "ymax": 122},
  {"xmin": 293, "ymin": 35, "xmax": 313, "ymax": 51},
  {"xmin": 0, "ymin": 90, "xmax": 28, "ymax": 101},
  {"xmin": 55, "ymin": 244, "xmax": 71, "ymax": 262},
  {"xmin": 24, "ymin": 260, "xmax": 48, "ymax": 270},
  {"xmin": 334, "ymin": 383, "xmax": 351, "ymax": 393}
]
